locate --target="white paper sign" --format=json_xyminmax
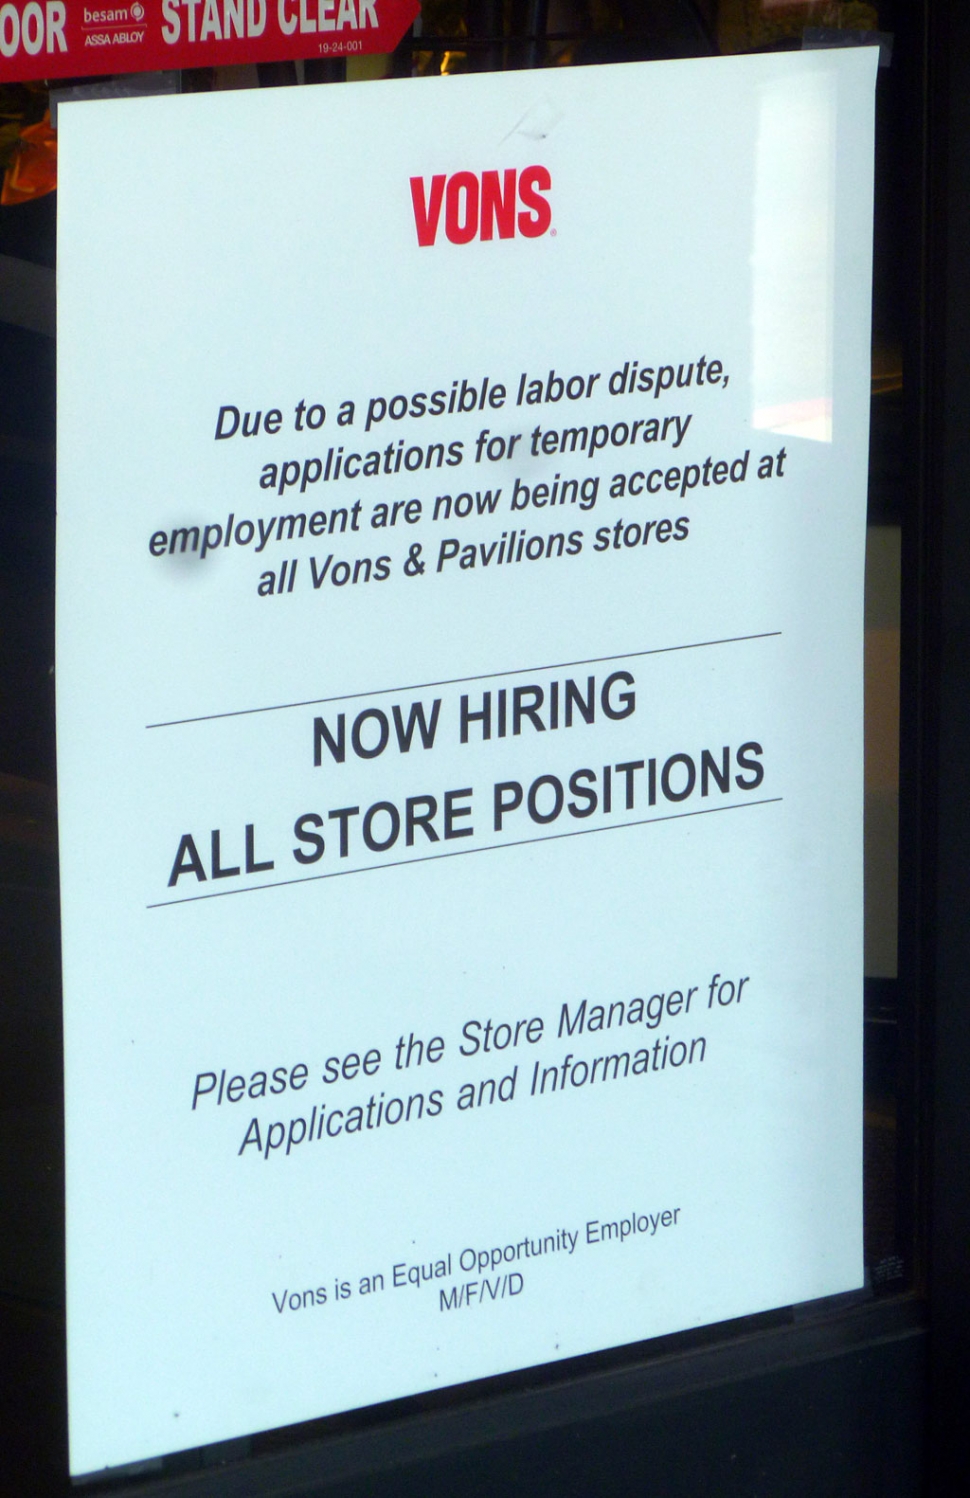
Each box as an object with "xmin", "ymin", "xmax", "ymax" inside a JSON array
[{"xmin": 56, "ymin": 49, "xmax": 876, "ymax": 1476}]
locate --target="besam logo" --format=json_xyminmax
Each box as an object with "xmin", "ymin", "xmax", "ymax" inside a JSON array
[{"xmin": 410, "ymin": 166, "xmax": 552, "ymax": 247}]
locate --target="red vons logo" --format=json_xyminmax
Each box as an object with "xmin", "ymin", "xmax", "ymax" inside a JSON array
[{"xmin": 410, "ymin": 166, "xmax": 552, "ymax": 247}]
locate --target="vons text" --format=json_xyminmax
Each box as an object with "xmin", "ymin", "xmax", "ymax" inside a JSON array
[{"xmin": 410, "ymin": 167, "xmax": 552, "ymax": 247}]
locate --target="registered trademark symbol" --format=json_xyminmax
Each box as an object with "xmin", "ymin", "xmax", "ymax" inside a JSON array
[{"xmin": 551, "ymin": 228, "xmax": 557, "ymax": 236}]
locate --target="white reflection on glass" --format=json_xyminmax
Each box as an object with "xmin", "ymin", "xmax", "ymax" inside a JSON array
[{"xmin": 752, "ymin": 66, "xmax": 836, "ymax": 443}]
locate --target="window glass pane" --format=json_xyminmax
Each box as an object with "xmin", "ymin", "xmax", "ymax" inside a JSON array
[{"xmin": 0, "ymin": 0, "xmax": 916, "ymax": 1482}]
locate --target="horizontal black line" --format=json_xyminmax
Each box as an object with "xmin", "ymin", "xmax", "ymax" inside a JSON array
[
  {"xmin": 148, "ymin": 796, "xmax": 782, "ymax": 909},
  {"xmin": 145, "ymin": 632, "xmax": 781, "ymax": 730}
]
